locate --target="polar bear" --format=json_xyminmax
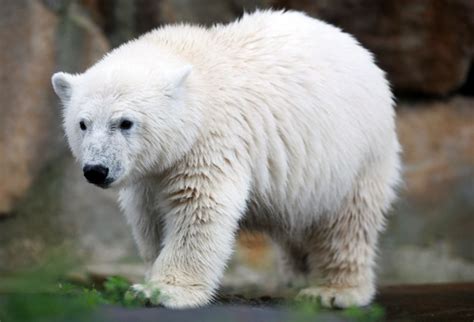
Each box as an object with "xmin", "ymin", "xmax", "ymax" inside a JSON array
[{"xmin": 52, "ymin": 10, "xmax": 401, "ymax": 309}]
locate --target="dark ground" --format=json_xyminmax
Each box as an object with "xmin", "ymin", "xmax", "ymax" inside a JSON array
[{"xmin": 61, "ymin": 283, "xmax": 474, "ymax": 322}]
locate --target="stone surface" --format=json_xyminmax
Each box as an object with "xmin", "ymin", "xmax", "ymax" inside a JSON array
[
  {"xmin": 0, "ymin": 0, "xmax": 129, "ymax": 269},
  {"xmin": 270, "ymin": 0, "xmax": 474, "ymax": 96},
  {"xmin": 0, "ymin": 0, "xmax": 109, "ymax": 216},
  {"xmin": 0, "ymin": 155, "xmax": 137, "ymax": 272},
  {"xmin": 397, "ymin": 97, "xmax": 474, "ymax": 202},
  {"xmin": 159, "ymin": 0, "xmax": 239, "ymax": 25},
  {"xmin": 84, "ymin": 0, "xmax": 242, "ymax": 47},
  {"xmin": 55, "ymin": 1, "xmax": 110, "ymax": 72},
  {"xmin": 389, "ymin": 97, "xmax": 474, "ymax": 256},
  {"xmin": 0, "ymin": 1, "xmax": 58, "ymax": 215}
]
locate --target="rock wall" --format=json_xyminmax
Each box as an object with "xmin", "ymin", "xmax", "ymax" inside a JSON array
[
  {"xmin": 0, "ymin": 1, "xmax": 58, "ymax": 215},
  {"xmin": 271, "ymin": 0, "xmax": 474, "ymax": 96},
  {"xmin": 0, "ymin": 0, "xmax": 110, "ymax": 216},
  {"xmin": 0, "ymin": 0, "xmax": 134, "ymax": 270},
  {"xmin": 0, "ymin": 0, "xmax": 472, "ymax": 286},
  {"xmin": 81, "ymin": 0, "xmax": 474, "ymax": 94}
]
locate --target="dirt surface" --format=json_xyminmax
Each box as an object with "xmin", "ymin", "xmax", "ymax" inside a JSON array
[
  {"xmin": 72, "ymin": 283, "xmax": 474, "ymax": 322},
  {"xmin": 376, "ymin": 283, "xmax": 474, "ymax": 321}
]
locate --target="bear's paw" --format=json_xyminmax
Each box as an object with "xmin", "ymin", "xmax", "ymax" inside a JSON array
[
  {"xmin": 296, "ymin": 284, "xmax": 375, "ymax": 308},
  {"xmin": 128, "ymin": 282, "xmax": 212, "ymax": 308}
]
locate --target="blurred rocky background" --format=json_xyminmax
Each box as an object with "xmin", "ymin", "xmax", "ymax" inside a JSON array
[{"xmin": 0, "ymin": 0, "xmax": 473, "ymax": 291}]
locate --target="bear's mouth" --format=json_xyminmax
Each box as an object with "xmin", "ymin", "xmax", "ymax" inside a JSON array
[
  {"xmin": 97, "ymin": 179, "xmax": 113, "ymax": 189},
  {"xmin": 88, "ymin": 178, "xmax": 114, "ymax": 189}
]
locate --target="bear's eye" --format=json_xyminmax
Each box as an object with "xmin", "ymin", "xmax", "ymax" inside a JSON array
[
  {"xmin": 120, "ymin": 119, "xmax": 133, "ymax": 130},
  {"xmin": 79, "ymin": 121, "xmax": 87, "ymax": 131}
]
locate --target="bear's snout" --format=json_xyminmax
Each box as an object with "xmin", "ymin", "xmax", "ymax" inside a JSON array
[{"xmin": 83, "ymin": 164, "xmax": 109, "ymax": 186}]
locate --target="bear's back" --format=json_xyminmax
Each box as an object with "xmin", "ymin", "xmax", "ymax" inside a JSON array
[{"xmin": 137, "ymin": 11, "xmax": 398, "ymax": 220}]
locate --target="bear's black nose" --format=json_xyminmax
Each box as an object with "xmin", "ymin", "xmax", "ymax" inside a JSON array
[{"xmin": 83, "ymin": 164, "xmax": 109, "ymax": 185}]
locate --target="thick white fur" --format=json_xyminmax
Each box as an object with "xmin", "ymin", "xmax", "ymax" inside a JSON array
[{"xmin": 52, "ymin": 10, "xmax": 401, "ymax": 308}]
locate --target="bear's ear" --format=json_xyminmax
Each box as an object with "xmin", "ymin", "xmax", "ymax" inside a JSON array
[
  {"xmin": 52, "ymin": 72, "xmax": 75, "ymax": 104},
  {"xmin": 167, "ymin": 65, "xmax": 192, "ymax": 93}
]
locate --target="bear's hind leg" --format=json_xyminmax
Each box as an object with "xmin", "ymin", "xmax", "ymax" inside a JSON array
[
  {"xmin": 272, "ymin": 237, "xmax": 309, "ymax": 289},
  {"xmin": 298, "ymin": 172, "xmax": 394, "ymax": 308}
]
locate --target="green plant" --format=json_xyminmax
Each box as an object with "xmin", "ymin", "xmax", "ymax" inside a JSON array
[
  {"xmin": 289, "ymin": 297, "xmax": 385, "ymax": 322},
  {"xmin": 343, "ymin": 304, "xmax": 385, "ymax": 322},
  {"xmin": 0, "ymin": 249, "xmax": 149, "ymax": 322}
]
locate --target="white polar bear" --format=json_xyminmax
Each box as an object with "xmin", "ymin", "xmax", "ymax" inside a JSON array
[{"xmin": 52, "ymin": 10, "xmax": 401, "ymax": 309}]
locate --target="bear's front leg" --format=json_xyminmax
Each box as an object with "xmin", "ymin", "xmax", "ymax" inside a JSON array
[{"xmin": 131, "ymin": 168, "xmax": 250, "ymax": 308}]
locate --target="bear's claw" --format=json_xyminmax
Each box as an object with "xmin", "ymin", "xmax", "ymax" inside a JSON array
[
  {"xmin": 296, "ymin": 285, "xmax": 374, "ymax": 309},
  {"xmin": 127, "ymin": 283, "xmax": 162, "ymax": 305}
]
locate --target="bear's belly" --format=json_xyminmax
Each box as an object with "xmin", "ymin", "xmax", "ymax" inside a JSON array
[{"xmin": 237, "ymin": 192, "xmax": 327, "ymax": 238}]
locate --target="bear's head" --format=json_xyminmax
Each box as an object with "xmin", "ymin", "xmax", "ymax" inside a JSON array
[{"xmin": 51, "ymin": 46, "xmax": 201, "ymax": 189}]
